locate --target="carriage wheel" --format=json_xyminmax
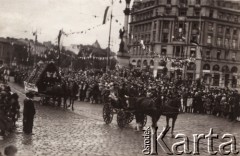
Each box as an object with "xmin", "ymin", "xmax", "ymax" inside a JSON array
[
  {"xmin": 117, "ymin": 110, "xmax": 127, "ymax": 128},
  {"xmin": 141, "ymin": 115, "xmax": 147, "ymax": 127},
  {"xmin": 39, "ymin": 97, "xmax": 45, "ymax": 105},
  {"xmin": 125, "ymin": 112, "xmax": 134, "ymax": 124},
  {"xmin": 103, "ymin": 103, "xmax": 113, "ymax": 124}
]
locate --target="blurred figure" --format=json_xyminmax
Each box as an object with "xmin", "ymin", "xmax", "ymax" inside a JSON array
[{"xmin": 23, "ymin": 92, "xmax": 35, "ymax": 135}]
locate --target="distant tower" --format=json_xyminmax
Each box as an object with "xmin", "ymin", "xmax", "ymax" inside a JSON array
[{"xmin": 117, "ymin": 0, "xmax": 131, "ymax": 68}]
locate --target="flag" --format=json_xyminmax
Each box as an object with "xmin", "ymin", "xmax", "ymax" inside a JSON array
[
  {"xmin": 103, "ymin": 6, "xmax": 110, "ymax": 24},
  {"xmin": 140, "ymin": 40, "xmax": 146, "ymax": 50}
]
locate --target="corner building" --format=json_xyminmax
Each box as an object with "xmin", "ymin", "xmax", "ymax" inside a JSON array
[{"xmin": 129, "ymin": 0, "xmax": 240, "ymax": 89}]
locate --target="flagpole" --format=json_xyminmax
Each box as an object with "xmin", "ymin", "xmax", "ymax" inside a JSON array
[
  {"xmin": 34, "ymin": 31, "xmax": 37, "ymax": 68},
  {"xmin": 107, "ymin": 0, "xmax": 113, "ymax": 71},
  {"xmin": 58, "ymin": 30, "xmax": 62, "ymax": 71}
]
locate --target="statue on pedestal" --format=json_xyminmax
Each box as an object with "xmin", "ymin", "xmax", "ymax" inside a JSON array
[{"xmin": 119, "ymin": 28, "xmax": 126, "ymax": 53}]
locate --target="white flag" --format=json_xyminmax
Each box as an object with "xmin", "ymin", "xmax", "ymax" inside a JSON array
[{"xmin": 140, "ymin": 40, "xmax": 146, "ymax": 50}]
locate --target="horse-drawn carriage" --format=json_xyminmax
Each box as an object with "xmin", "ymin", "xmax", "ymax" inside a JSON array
[
  {"xmin": 24, "ymin": 62, "xmax": 63, "ymax": 106},
  {"xmin": 102, "ymin": 96, "xmax": 147, "ymax": 128}
]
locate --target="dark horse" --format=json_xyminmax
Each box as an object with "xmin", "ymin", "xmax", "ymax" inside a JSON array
[
  {"xmin": 44, "ymin": 80, "xmax": 69, "ymax": 109},
  {"xmin": 127, "ymin": 96, "xmax": 181, "ymax": 137}
]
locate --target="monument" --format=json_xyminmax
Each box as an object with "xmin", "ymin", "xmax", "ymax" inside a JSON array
[{"xmin": 117, "ymin": 0, "xmax": 131, "ymax": 68}]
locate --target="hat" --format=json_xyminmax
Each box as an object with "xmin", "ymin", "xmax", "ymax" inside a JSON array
[{"xmin": 26, "ymin": 92, "xmax": 34, "ymax": 98}]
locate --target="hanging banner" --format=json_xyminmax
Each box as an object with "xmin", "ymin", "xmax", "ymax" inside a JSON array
[{"xmin": 153, "ymin": 69, "xmax": 158, "ymax": 78}]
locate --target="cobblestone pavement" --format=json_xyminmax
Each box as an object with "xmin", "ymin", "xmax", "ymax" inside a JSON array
[{"xmin": 0, "ymin": 82, "xmax": 239, "ymax": 156}]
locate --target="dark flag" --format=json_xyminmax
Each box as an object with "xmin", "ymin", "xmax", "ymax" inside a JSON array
[{"xmin": 103, "ymin": 6, "xmax": 110, "ymax": 24}]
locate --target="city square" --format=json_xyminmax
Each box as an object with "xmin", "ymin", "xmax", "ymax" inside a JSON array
[{"xmin": 1, "ymin": 0, "xmax": 240, "ymax": 155}]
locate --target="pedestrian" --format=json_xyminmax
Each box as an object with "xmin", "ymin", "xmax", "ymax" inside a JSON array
[
  {"xmin": 23, "ymin": 92, "xmax": 35, "ymax": 135},
  {"xmin": 3, "ymin": 145, "xmax": 17, "ymax": 156}
]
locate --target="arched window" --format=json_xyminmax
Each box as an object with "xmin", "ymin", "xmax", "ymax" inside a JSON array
[
  {"xmin": 143, "ymin": 60, "xmax": 148, "ymax": 67},
  {"xmin": 222, "ymin": 65, "xmax": 229, "ymax": 73},
  {"xmin": 203, "ymin": 64, "xmax": 210, "ymax": 70},
  {"xmin": 137, "ymin": 60, "xmax": 141, "ymax": 67},
  {"xmin": 231, "ymin": 66, "xmax": 238, "ymax": 73},
  {"xmin": 187, "ymin": 62, "xmax": 196, "ymax": 70},
  {"xmin": 212, "ymin": 65, "xmax": 220, "ymax": 71},
  {"xmin": 150, "ymin": 60, "xmax": 154, "ymax": 66},
  {"xmin": 131, "ymin": 60, "xmax": 136, "ymax": 66}
]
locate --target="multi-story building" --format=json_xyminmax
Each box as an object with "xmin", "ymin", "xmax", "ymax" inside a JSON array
[{"xmin": 129, "ymin": 0, "xmax": 240, "ymax": 88}]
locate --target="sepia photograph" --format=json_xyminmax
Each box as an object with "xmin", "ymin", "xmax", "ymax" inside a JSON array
[{"xmin": 0, "ymin": 0, "xmax": 240, "ymax": 155}]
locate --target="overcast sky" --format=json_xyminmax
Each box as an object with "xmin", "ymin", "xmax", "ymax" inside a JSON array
[{"xmin": 0, "ymin": 0, "xmax": 129, "ymax": 52}]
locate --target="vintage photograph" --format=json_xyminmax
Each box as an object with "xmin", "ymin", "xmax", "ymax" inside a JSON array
[{"xmin": 0, "ymin": 0, "xmax": 240, "ymax": 155}]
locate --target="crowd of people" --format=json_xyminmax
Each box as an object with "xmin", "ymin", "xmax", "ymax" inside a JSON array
[
  {"xmin": 10, "ymin": 66, "xmax": 240, "ymax": 122},
  {"xmin": 59, "ymin": 68, "xmax": 240, "ymax": 122},
  {"xmin": 0, "ymin": 84, "xmax": 20, "ymax": 137}
]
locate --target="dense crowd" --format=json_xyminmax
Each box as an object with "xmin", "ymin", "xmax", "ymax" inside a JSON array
[
  {"xmin": 0, "ymin": 84, "xmax": 20, "ymax": 137},
  {"xmin": 59, "ymin": 68, "xmax": 240, "ymax": 122},
  {"xmin": 12, "ymin": 67, "xmax": 240, "ymax": 122}
]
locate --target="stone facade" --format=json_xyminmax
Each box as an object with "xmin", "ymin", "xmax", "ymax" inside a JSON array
[{"xmin": 129, "ymin": 0, "xmax": 240, "ymax": 89}]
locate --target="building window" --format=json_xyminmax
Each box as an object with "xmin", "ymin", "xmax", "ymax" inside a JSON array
[
  {"xmin": 234, "ymin": 16, "xmax": 238, "ymax": 22},
  {"xmin": 167, "ymin": 0, "xmax": 171, "ymax": 4},
  {"xmin": 209, "ymin": 10, "xmax": 214, "ymax": 18},
  {"xmin": 163, "ymin": 21, "xmax": 169, "ymax": 29},
  {"xmin": 206, "ymin": 50, "xmax": 211, "ymax": 59},
  {"xmin": 166, "ymin": 8, "xmax": 171, "ymax": 15},
  {"xmin": 208, "ymin": 23, "xmax": 213, "ymax": 31},
  {"xmin": 195, "ymin": 10, "xmax": 200, "ymax": 16},
  {"xmin": 226, "ymin": 27, "xmax": 230, "ymax": 35},
  {"xmin": 191, "ymin": 35, "xmax": 198, "ymax": 43},
  {"xmin": 233, "ymin": 29, "xmax": 237, "ymax": 35},
  {"xmin": 162, "ymin": 34, "xmax": 168, "ymax": 43},
  {"xmin": 161, "ymin": 46, "xmax": 167, "ymax": 56},
  {"xmin": 207, "ymin": 35, "xmax": 212, "ymax": 44},
  {"xmin": 225, "ymin": 38, "xmax": 229, "ymax": 47},
  {"xmin": 217, "ymin": 25, "xmax": 222, "ymax": 33},
  {"xmin": 192, "ymin": 22, "xmax": 199, "ymax": 29},
  {"xmin": 196, "ymin": 0, "xmax": 201, "ymax": 5},
  {"xmin": 232, "ymin": 52, "xmax": 236, "ymax": 60},
  {"xmin": 233, "ymin": 40, "xmax": 237, "ymax": 49},
  {"xmin": 190, "ymin": 48, "xmax": 196, "ymax": 57},
  {"xmin": 153, "ymin": 31, "xmax": 156, "ymax": 41},
  {"xmin": 217, "ymin": 51, "xmax": 221, "ymax": 59},
  {"xmin": 224, "ymin": 51, "xmax": 229, "ymax": 59},
  {"xmin": 179, "ymin": 9, "xmax": 187, "ymax": 16},
  {"xmin": 217, "ymin": 38, "xmax": 222, "ymax": 47},
  {"xmin": 179, "ymin": 0, "xmax": 187, "ymax": 5},
  {"xmin": 218, "ymin": 12, "xmax": 223, "ymax": 19},
  {"xmin": 154, "ymin": 21, "xmax": 157, "ymax": 29},
  {"xmin": 213, "ymin": 74, "xmax": 220, "ymax": 86}
]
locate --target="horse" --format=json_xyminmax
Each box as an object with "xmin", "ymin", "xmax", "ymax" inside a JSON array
[
  {"xmin": 44, "ymin": 81, "xmax": 68, "ymax": 109},
  {"xmin": 127, "ymin": 95, "xmax": 181, "ymax": 138},
  {"xmin": 67, "ymin": 81, "xmax": 79, "ymax": 111}
]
